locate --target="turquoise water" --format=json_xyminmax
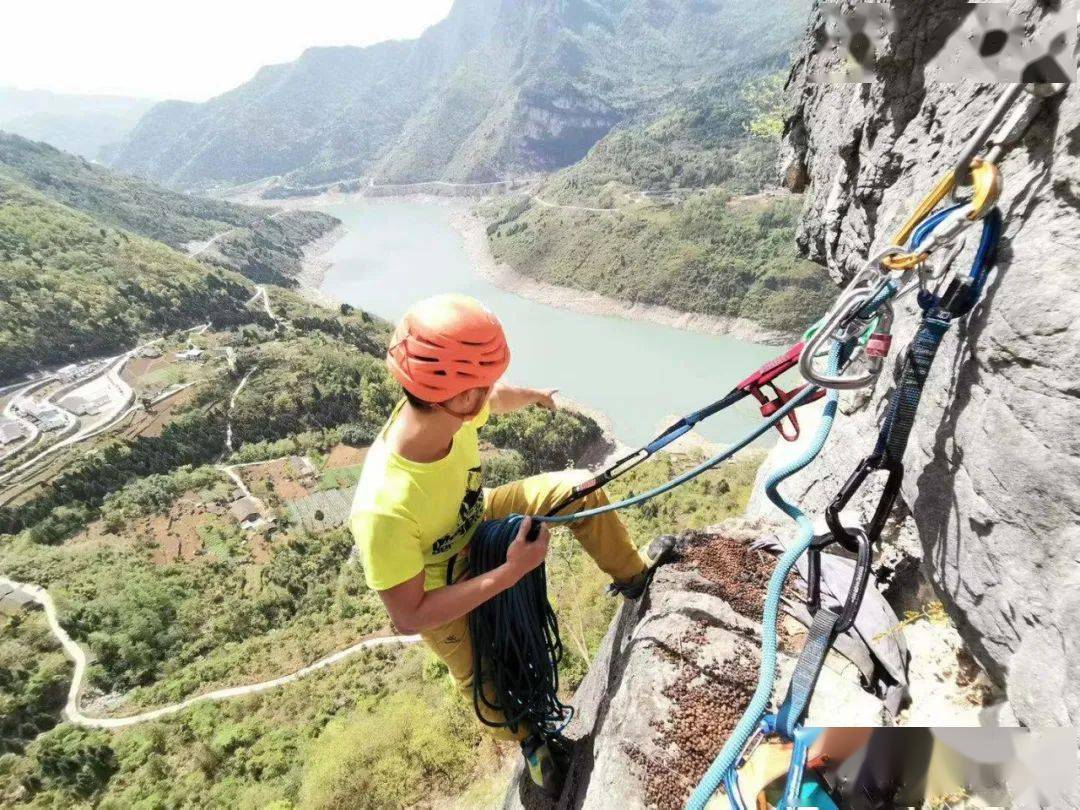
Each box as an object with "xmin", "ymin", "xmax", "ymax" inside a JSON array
[{"xmin": 317, "ymin": 197, "xmax": 785, "ymax": 448}]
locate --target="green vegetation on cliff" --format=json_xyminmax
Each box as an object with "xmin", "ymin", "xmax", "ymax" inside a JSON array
[
  {"xmin": 489, "ymin": 187, "xmax": 834, "ymax": 337},
  {"xmin": 484, "ymin": 70, "xmax": 835, "ymax": 338}
]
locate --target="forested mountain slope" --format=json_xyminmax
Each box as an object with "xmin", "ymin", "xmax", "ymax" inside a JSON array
[
  {"xmin": 110, "ymin": 0, "xmax": 810, "ymax": 190},
  {"xmin": 0, "ymin": 177, "xmax": 255, "ymax": 379},
  {"xmin": 484, "ymin": 70, "xmax": 836, "ymax": 338},
  {"xmin": 0, "ymin": 133, "xmax": 337, "ymax": 285}
]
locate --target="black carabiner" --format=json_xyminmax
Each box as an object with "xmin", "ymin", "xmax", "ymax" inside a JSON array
[
  {"xmin": 824, "ymin": 453, "xmax": 905, "ymax": 551},
  {"xmin": 805, "ymin": 453, "xmax": 904, "ymax": 632},
  {"xmin": 807, "ymin": 527, "xmax": 873, "ymax": 634}
]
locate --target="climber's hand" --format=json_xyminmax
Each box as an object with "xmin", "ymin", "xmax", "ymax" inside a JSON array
[{"xmin": 506, "ymin": 517, "xmax": 550, "ymax": 577}]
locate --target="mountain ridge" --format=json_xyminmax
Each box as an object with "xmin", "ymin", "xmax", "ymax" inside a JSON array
[
  {"xmin": 110, "ymin": 0, "xmax": 810, "ymax": 190},
  {"xmin": 0, "ymin": 132, "xmax": 337, "ymax": 286}
]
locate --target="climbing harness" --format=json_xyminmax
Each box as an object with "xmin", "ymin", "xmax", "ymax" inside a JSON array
[
  {"xmin": 468, "ymin": 514, "xmax": 572, "ymax": 737},
  {"xmin": 723, "ymin": 721, "xmax": 837, "ymax": 810}
]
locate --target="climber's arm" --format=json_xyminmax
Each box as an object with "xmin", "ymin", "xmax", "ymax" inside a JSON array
[
  {"xmin": 378, "ymin": 518, "xmax": 550, "ymax": 634},
  {"xmin": 489, "ymin": 382, "xmax": 558, "ymax": 414}
]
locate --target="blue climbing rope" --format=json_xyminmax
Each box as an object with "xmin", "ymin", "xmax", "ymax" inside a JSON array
[
  {"xmin": 690, "ymin": 208, "xmax": 1004, "ymax": 810},
  {"xmin": 686, "ymin": 342, "xmax": 844, "ymax": 810},
  {"xmin": 538, "ymin": 383, "xmax": 823, "ymax": 526}
]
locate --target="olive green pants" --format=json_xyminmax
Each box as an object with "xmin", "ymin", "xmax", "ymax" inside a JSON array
[{"xmin": 420, "ymin": 470, "xmax": 645, "ymax": 741}]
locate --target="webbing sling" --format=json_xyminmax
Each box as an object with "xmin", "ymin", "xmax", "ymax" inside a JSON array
[
  {"xmin": 774, "ymin": 608, "xmax": 841, "ymax": 738},
  {"xmin": 786, "ymin": 209, "xmax": 1002, "ymax": 731}
]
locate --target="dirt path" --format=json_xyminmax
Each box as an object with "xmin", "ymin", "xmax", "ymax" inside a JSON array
[
  {"xmin": 0, "ymin": 576, "xmax": 420, "ymax": 730},
  {"xmin": 531, "ymin": 194, "xmax": 623, "ymax": 213}
]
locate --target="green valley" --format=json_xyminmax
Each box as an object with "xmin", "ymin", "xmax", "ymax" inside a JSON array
[
  {"xmin": 0, "ymin": 177, "xmax": 255, "ymax": 379},
  {"xmin": 1, "ymin": 2, "xmax": 846, "ymax": 807},
  {"xmin": 483, "ymin": 73, "xmax": 836, "ymax": 338},
  {"xmin": 0, "ymin": 134, "xmax": 338, "ymax": 287}
]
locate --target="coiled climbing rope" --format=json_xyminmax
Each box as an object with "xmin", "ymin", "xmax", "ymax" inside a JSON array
[{"xmin": 468, "ymin": 515, "xmax": 572, "ymax": 736}]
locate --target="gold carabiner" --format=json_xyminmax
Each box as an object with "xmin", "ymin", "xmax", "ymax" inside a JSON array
[
  {"xmin": 962, "ymin": 158, "xmax": 1002, "ymax": 220},
  {"xmin": 882, "ymin": 159, "xmax": 1001, "ymax": 271}
]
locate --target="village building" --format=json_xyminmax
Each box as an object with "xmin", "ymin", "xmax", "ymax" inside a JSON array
[
  {"xmin": 286, "ymin": 455, "xmax": 319, "ymax": 487},
  {"xmin": 175, "ymin": 347, "xmax": 204, "ymax": 362},
  {"xmin": 55, "ymin": 363, "xmax": 83, "ymax": 383},
  {"xmin": 16, "ymin": 400, "xmax": 67, "ymax": 431},
  {"xmin": 229, "ymin": 496, "xmax": 268, "ymax": 530},
  {"xmin": 0, "ymin": 419, "xmax": 28, "ymax": 445},
  {"xmin": 60, "ymin": 392, "xmax": 112, "ymax": 416}
]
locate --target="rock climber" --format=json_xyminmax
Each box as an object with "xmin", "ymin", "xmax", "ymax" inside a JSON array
[{"xmin": 349, "ymin": 293, "xmax": 676, "ymax": 791}]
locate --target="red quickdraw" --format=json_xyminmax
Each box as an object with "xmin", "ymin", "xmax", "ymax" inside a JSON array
[{"xmin": 736, "ymin": 342, "xmax": 826, "ymax": 442}]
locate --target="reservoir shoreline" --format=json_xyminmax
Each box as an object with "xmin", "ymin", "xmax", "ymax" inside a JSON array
[
  {"xmin": 271, "ymin": 191, "xmax": 783, "ymax": 447},
  {"xmin": 447, "ymin": 206, "xmax": 790, "ymax": 346},
  {"xmin": 285, "ymin": 191, "xmax": 787, "ymax": 346}
]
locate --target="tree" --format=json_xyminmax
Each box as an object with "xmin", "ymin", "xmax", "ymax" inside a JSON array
[{"xmin": 31, "ymin": 726, "xmax": 117, "ymax": 799}]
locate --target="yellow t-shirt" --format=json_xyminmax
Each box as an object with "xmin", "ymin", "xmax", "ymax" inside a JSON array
[{"xmin": 350, "ymin": 400, "xmax": 489, "ymax": 592}]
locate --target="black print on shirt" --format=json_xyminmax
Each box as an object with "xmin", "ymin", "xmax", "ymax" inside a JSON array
[{"xmin": 431, "ymin": 466, "xmax": 483, "ymax": 555}]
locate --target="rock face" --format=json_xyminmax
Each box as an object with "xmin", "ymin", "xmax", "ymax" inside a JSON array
[
  {"xmin": 504, "ymin": 530, "xmax": 882, "ymax": 809},
  {"xmin": 769, "ymin": 1, "xmax": 1080, "ymax": 728}
]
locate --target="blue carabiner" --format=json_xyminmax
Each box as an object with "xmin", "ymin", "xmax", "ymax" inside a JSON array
[{"xmin": 724, "ymin": 716, "xmax": 825, "ymax": 810}]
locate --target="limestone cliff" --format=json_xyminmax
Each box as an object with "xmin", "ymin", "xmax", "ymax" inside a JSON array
[
  {"xmin": 767, "ymin": 0, "xmax": 1079, "ymax": 728},
  {"xmin": 505, "ymin": 3, "xmax": 1077, "ymax": 807}
]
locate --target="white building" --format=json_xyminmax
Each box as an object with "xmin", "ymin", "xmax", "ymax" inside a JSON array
[
  {"xmin": 19, "ymin": 400, "xmax": 67, "ymax": 431},
  {"xmin": 56, "ymin": 364, "xmax": 82, "ymax": 383},
  {"xmin": 60, "ymin": 393, "xmax": 112, "ymax": 416},
  {"xmin": 0, "ymin": 420, "xmax": 27, "ymax": 445},
  {"xmin": 175, "ymin": 348, "xmax": 204, "ymax": 362}
]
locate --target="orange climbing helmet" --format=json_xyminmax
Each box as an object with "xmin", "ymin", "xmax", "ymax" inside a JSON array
[{"xmin": 386, "ymin": 293, "xmax": 510, "ymax": 402}]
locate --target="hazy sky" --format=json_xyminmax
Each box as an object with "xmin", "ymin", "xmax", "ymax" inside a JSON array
[{"xmin": 0, "ymin": 1, "xmax": 455, "ymax": 102}]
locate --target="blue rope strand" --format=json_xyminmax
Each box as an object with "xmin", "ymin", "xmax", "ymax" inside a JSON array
[
  {"xmin": 539, "ymin": 384, "xmax": 821, "ymax": 525},
  {"xmin": 686, "ymin": 343, "xmax": 843, "ymax": 810}
]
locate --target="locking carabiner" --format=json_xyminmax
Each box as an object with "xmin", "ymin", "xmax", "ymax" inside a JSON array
[
  {"xmin": 883, "ymin": 160, "xmax": 1001, "ymax": 272},
  {"xmin": 825, "ymin": 453, "xmax": 905, "ymax": 549},
  {"xmin": 807, "ymin": 526, "xmax": 873, "ymax": 635}
]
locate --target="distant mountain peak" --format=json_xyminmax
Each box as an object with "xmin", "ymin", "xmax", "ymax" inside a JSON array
[{"xmin": 110, "ymin": 0, "xmax": 808, "ymax": 191}]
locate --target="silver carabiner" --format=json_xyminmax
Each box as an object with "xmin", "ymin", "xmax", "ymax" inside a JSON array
[
  {"xmin": 801, "ymin": 289, "xmax": 895, "ymax": 390},
  {"xmin": 799, "ymin": 247, "xmax": 906, "ymax": 390}
]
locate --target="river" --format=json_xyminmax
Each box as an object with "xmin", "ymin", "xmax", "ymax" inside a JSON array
[{"xmin": 316, "ymin": 197, "xmax": 784, "ymax": 448}]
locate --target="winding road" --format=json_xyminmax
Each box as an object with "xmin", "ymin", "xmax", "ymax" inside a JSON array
[
  {"xmin": 1, "ymin": 576, "xmax": 419, "ymax": 730},
  {"xmin": 1, "ymin": 289, "xmax": 418, "ymax": 732}
]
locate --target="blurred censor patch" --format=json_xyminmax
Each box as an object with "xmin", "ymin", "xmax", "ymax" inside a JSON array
[
  {"xmin": 784, "ymin": 726, "xmax": 1080, "ymax": 808},
  {"xmin": 811, "ymin": 3, "xmax": 1077, "ymax": 84}
]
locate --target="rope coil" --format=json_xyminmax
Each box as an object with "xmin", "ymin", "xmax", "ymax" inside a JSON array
[{"xmin": 468, "ymin": 515, "xmax": 571, "ymax": 737}]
